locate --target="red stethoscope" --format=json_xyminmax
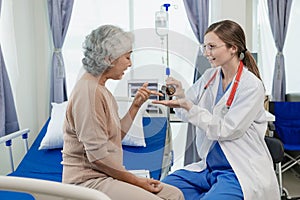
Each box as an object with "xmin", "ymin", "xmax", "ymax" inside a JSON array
[{"xmin": 202, "ymin": 61, "xmax": 244, "ymax": 114}]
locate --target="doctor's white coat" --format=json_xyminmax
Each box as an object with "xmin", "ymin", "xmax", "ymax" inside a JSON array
[{"xmin": 175, "ymin": 66, "xmax": 280, "ymax": 200}]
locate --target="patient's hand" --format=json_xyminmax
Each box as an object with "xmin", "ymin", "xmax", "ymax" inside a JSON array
[
  {"xmin": 137, "ymin": 177, "xmax": 163, "ymax": 193},
  {"xmin": 133, "ymin": 82, "xmax": 163, "ymax": 108}
]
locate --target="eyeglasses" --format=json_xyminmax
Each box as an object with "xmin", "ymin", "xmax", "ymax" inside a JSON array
[{"xmin": 200, "ymin": 44, "xmax": 226, "ymax": 54}]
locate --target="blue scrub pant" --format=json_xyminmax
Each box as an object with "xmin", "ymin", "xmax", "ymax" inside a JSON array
[{"xmin": 162, "ymin": 143, "xmax": 243, "ymax": 200}]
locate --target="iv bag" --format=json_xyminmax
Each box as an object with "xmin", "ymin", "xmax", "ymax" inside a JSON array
[{"xmin": 155, "ymin": 10, "xmax": 169, "ymax": 36}]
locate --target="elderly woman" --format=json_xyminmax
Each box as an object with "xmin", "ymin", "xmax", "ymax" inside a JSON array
[{"xmin": 61, "ymin": 25, "xmax": 184, "ymax": 200}]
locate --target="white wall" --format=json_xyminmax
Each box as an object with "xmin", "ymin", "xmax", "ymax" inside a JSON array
[
  {"xmin": 210, "ymin": 0, "xmax": 256, "ymax": 51},
  {"xmin": 0, "ymin": 0, "xmax": 255, "ymax": 175}
]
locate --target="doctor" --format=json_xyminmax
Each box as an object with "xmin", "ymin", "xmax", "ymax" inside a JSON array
[{"xmin": 153, "ymin": 20, "xmax": 280, "ymax": 200}]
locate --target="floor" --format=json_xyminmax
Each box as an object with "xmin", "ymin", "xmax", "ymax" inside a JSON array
[{"xmin": 282, "ymin": 169, "xmax": 300, "ymax": 199}]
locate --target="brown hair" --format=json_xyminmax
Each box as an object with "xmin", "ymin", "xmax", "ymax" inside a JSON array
[{"xmin": 205, "ymin": 20, "xmax": 261, "ymax": 80}]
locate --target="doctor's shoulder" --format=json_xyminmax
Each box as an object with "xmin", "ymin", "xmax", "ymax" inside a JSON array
[
  {"xmin": 240, "ymin": 68, "xmax": 265, "ymax": 93},
  {"xmin": 243, "ymin": 68, "xmax": 264, "ymax": 85},
  {"xmin": 204, "ymin": 66, "xmax": 219, "ymax": 75},
  {"xmin": 195, "ymin": 67, "xmax": 220, "ymax": 85}
]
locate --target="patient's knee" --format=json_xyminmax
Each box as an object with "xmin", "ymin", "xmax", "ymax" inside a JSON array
[{"xmin": 158, "ymin": 183, "xmax": 185, "ymax": 200}]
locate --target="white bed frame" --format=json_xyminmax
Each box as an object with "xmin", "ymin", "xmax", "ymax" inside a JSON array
[{"xmin": 0, "ymin": 175, "xmax": 111, "ymax": 200}]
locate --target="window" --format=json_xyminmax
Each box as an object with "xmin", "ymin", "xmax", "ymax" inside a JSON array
[
  {"xmin": 257, "ymin": 0, "xmax": 300, "ymax": 94},
  {"xmin": 63, "ymin": 0, "xmax": 129, "ymax": 96},
  {"xmin": 284, "ymin": 1, "xmax": 300, "ymax": 93}
]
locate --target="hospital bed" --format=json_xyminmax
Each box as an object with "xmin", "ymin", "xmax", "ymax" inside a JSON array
[
  {"xmin": 0, "ymin": 122, "xmax": 111, "ymax": 200},
  {"xmin": 0, "ymin": 101, "xmax": 172, "ymax": 199}
]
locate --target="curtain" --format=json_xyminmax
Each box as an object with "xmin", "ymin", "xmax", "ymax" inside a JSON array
[
  {"xmin": 47, "ymin": 0, "xmax": 74, "ymax": 106},
  {"xmin": 183, "ymin": 0, "xmax": 209, "ymax": 166},
  {"xmin": 267, "ymin": 0, "xmax": 293, "ymax": 101},
  {"xmin": 0, "ymin": 0, "xmax": 20, "ymax": 137}
]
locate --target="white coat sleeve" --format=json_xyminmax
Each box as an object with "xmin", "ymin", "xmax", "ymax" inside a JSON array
[{"xmin": 174, "ymin": 75, "xmax": 207, "ymax": 121}]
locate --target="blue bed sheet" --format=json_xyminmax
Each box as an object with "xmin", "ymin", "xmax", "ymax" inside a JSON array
[
  {"xmin": 9, "ymin": 118, "xmax": 63, "ymax": 182},
  {"xmin": 123, "ymin": 117, "xmax": 168, "ymax": 180}
]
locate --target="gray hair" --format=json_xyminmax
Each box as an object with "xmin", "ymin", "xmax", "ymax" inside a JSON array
[{"xmin": 82, "ymin": 25, "xmax": 134, "ymax": 76}]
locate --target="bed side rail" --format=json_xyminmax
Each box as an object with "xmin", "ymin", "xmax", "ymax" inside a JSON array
[
  {"xmin": 0, "ymin": 128, "xmax": 30, "ymax": 172},
  {"xmin": 0, "ymin": 176, "xmax": 111, "ymax": 200}
]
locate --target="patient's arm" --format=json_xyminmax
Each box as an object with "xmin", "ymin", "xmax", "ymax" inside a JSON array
[
  {"xmin": 120, "ymin": 103, "xmax": 139, "ymax": 139},
  {"xmin": 120, "ymin": 83, "xmax": 162, "ymax": 138},
  {"xmin": 93, "ymin": 159, "xmax": 162, "ymax": 193}
]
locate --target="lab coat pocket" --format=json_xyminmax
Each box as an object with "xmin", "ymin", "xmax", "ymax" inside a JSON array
[{"xmin": 248, "ymin": 156, "xmax": 274, "ymax": 190}]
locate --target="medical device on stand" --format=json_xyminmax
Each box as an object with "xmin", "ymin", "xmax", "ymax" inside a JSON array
[
  {"xmin": 155, "ymin": 3, "xmax": 176, "ymax": 97},
  {"xmin": 155, "ymin": 3, "xmax": 175, "ymax": 178}
]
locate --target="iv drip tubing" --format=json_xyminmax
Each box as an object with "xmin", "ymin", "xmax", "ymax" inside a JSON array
[{"xmin": 166, "ymin": 34, "xmax": 169, "ymax": 77}]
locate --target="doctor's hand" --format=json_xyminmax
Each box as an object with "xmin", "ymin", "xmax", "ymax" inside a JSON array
[
  {"xmin": 152, "ymin": 98, "xmax": 193, "ymax": 111},
  {"xmin": 166, "ymin": 77, "xmax": 185, "ymax": 99},
  {"xmin": 137, "ymin": 177, "xmax": 163, "ymax": 193},
  {"xmin": 132, "ymin": 82, "xmax": 163, "ymax": 108}
]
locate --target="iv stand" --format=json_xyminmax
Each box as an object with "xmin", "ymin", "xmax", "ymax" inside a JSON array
[{"xmin": 156, "ymin": 3, "xmax": 173, "ymax": 179}]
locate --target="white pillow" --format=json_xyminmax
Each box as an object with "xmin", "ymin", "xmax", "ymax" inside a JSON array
[
  {"xmin": 39, "ymin": 101, "xmax": 68, "ymax": 150},
  {"xmin": 117, "ymin": 99, "xmax": 148, "ymax": 147},
  {"xmin": 39, "ymin": 99, "xmax": 147, "ymax": 149}
]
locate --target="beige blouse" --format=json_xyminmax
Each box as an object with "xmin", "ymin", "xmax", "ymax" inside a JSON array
[{"xmin": 62, "ymin": 72, "xmax": 123, "ymax": 184}]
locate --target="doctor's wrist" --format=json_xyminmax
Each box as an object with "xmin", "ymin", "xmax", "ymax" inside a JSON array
[{"xmin": 179, "ymin": 99, "xmax": 193, "ymax": 111}]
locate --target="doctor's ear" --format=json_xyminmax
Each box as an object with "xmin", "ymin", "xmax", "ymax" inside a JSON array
[
  {"xmin": 229, "ymin": 45, "xmax": 238, "ymax": 57},
  {"xmin": 230, "ymin": 45, "xmax": 238, "ymax": 54}
]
